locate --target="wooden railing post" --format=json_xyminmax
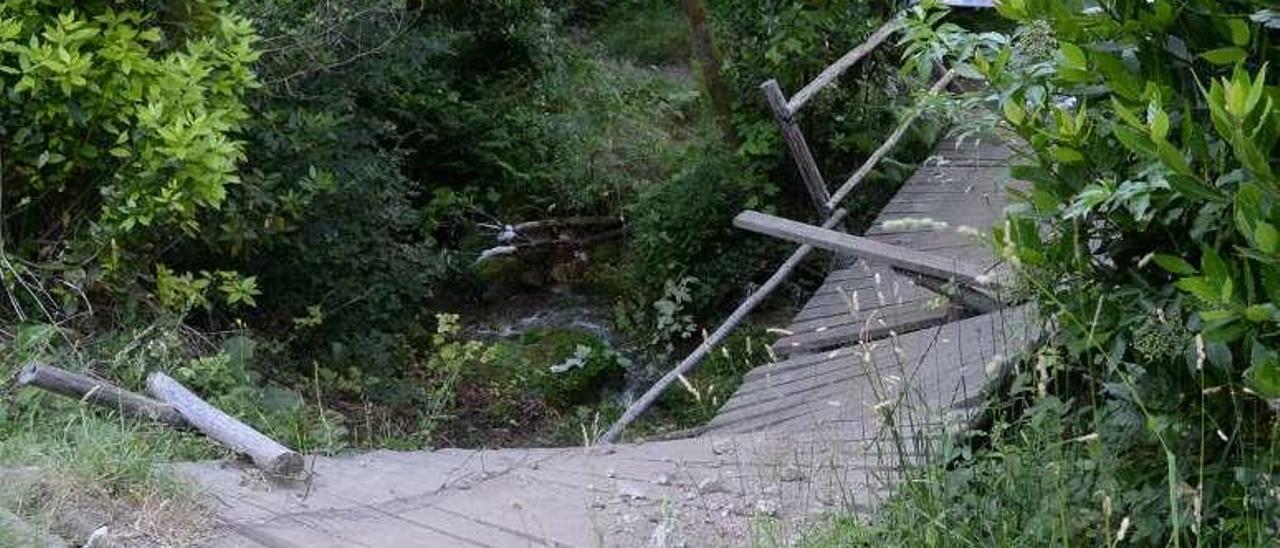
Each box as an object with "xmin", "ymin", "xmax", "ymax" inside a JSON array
[{"xmin": 761, "ymin": 79, "xmax": 833, "ymax": 222}]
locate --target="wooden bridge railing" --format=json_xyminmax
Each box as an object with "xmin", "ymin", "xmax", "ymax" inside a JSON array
[{"xmin": 597, "ymin": 14, "xmax": 958, "ymax": 445}]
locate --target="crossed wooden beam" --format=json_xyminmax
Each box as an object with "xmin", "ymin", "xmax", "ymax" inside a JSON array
[{"xmin": 733, "ymin": 210, "xmax": 1007, "ymax": 313}]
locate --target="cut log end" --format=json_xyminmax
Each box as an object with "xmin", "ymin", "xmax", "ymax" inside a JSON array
[
  {"xmin": 270, "ymin": 453, "xmax": 306, "ymax": 477},
  {"xmin": 16, "ymin": 362, "xmax": 41, "ymax": 386}
]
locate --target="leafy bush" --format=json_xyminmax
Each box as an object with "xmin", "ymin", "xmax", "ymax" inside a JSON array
[
  {"xmin": 708, "ymin": 0, "xmax": 929, "ymax": 179},
  {"xmin": 0, "ymin": 1, "xmax": 259, "ymax": 312},
  {"xmin": 873, "ymin": 0, "xmax": 1280, "ymax": 543}
]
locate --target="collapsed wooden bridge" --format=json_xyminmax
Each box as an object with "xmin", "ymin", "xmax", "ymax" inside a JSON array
[{"xmin": 182, "ymin": 14, "xmax": 1037, "ymax": 548}]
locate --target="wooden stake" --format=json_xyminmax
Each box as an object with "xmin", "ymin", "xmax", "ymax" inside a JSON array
[
  {"xmin": 761, "ymin": 79, "xmax": 833, "ymax": 221},
  {"xmin": 146, "ymin": 372, "xmax": 304, "ymax": 477}
]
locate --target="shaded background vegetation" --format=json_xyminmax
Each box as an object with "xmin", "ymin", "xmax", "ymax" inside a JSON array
[{"xmin": 0, "ymin": 0, "xmax": 939, "ymax": 461}]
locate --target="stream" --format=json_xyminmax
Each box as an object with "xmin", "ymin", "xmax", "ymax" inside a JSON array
[{"xmin": 462, "ymin": 290, "xmax": 653, "ymax": 401}]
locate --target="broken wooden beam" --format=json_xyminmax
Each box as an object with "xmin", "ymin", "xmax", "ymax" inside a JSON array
[
  {"xmin": 893, "ymin": 268, "xmax": 1003, "ymax": 314},
  {"xmin": 825, "ymin": 69, "xmax": 957, "ymax": 210},
  {"xmin": 146, "ymin": 372, "xmax": 304, "ymax": 477},
  {"xmin": 733, "ymin": 210, "xmax": 996, "ymax": 290},
  {"xmin": 786, "ymin": 19, "xmax": 900, "ymax": 114},
  {"xmin": 597, "ymin": 209, "xmax": 852, "ymax": 444},
  {"xmin": 16, "ymin": 363, "xmax": 185, "ymax": 426}
]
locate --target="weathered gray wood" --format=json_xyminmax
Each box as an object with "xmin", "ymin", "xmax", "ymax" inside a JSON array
[
  {"xmin": 786, "ymin": 20, "xmax": 900, "ymax": 113},
  {"xmin": 825, "ymin": 70, "xmax": 957, "ymax": 210},
  {"xmin": 146, "ymin": 372, "xmax": 304, "ymax": 477},
  {"xmin": 0, "ymin": 507, "xmax": 67, "ymax": 548},
  {"xmin": 894, "ymin": 268, "xmax": 1003, "ymax": 313},
  {"xmin": 773, "ymin": 308, "xmax": 950, "ymax": 355},
  {"xmin": 761, "ymin": 79, "xmax": 833, "ymax": 220},
  {"xmin": 596, "ymin": 208, "xmax": 850, "ymax": 444},
  {"xmin": 16, "ymin": 363, "xmax": 185, "ymax": 426},
  {"xmin": 734, "ymin": 210, "xmax": 992, "ymax": 290}
]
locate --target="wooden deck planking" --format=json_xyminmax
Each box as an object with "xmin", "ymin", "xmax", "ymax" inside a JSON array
[
  {"xmin": 704, "ymin": 306, "xmax": 1037, "ymax": 437},
  {"xmin": 770, "ymin": 135, "xmax": 1016, "ymax": 355}
]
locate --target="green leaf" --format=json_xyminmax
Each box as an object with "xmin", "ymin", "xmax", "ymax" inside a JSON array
[
  {"xmin": 1156, "ymin": 140, "xmax": 1192, "ymax": 176},
  {"xmin": 1245, "ymin": 344, "xmax": 1280, "ymax": 398},
  {"xmin": 1050, "ymin": 145, "xmax": 1085, "ymax": 164},
  {"xmin": 1149, "ymin": 108, "xmax": 1170, "ymax": 141},
  {"xmin": 1152, "ymin": 254, "xmax": 1197, "ymax": 275},
  {"xmin": 1176, "ymin": 277, "xmax": 1219, "ymax": 302},
  {"xmin": 1113, "ymin": 125, "xmax": 1155, "ymax": 157},
  {"xmin": 1168, "ymin": 175, "xmax": 1226, "ymax": 202},
  {"xmin": 1059, "ymin": 43, "xmax": 1087, "ymax": 69},
  {"xmin": 1200, "ymin": 309, "xmax": 1240, "ymax": 323},
  {"xmin": 1203, "ymin": 318, "xmax": 1250, "ymax": 343},
  {"xmin": 1244, "ymin": 304, "xmax": 1276, "ymax": 323},
  {"xmin": 1255, "ymin": 222, "xmax": 1279, "ymax": 253},
  {"xmin": 1003, "ymin": 99, "xmax": 1025, "ymax": 125},
  {"xmin": 1200, "ymin": 47, "xmax": 1247, "ymax": 65},
  {"xmin": 1226, "ymin": 19, "xmax": 1251, "ymax": 47}
]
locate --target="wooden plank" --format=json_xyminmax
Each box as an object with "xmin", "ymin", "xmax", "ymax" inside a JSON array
[
  {"xmin": 735, "ymin": 211, "xmax": 992, "ymax": 289},
  {"xmin": 712, "ymin": 307, "xmax": 1038, "ymax": 436},
  {"xmin": 825, "ymin": 70, "xmax": 956, "ymax": 211},
  {"xmin": 762, "ymin": 79, "xmax": 833, "ymax": 220},
  {"xmin": 772, "ymin": 309, "xmax": 950, "ymax": 355},
  {"xmin": 786, "ymin": 20, "xmax": 900, "ymax": 113},
  {"xmin": 897, "ymin": 269, "xmax": 1002, "ymax": 314}
]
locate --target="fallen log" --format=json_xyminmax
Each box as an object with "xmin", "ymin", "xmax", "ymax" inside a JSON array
[
  {"xmin": 511, "ymin": 216, "xmax": 623, "ymax": 235},
  {"xmin": 16, "ymin": 363, "xmax": 185, "ymax": 426},
  {"xmin": 476, "ymin": 228, "xmax": 625, "ymax": 264},
  {"xmin": 146, "ymin": 372, "xmax": 304, "ymax": 477}
]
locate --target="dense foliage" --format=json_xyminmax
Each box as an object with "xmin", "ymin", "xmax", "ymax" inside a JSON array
[
  {"xmin": 0, "ymin": 0, "xmax": 941, "ymax": 458},
  {"xmin": 828, "ymin": 1, "xmax": 1280, "ymax": 545},
  {"xmin": 0, "ymin": 0, "xmax": 261, "ymax": 314}
]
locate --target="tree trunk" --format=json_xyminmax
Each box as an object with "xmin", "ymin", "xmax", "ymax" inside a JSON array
[
  {"xmin": 681, "ymin": 0, "xmax": 738, "ymax": 147},
  {"xmin": 146, "ymin": 372, "xmax": 304, "ymax": 477}
]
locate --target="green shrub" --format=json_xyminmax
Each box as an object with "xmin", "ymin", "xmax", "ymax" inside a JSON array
[
  {"xmin": 0, "ymin": 0, "xmax": 259, "ymax": 310},
  {"xmin": 881, "ymin": 0, "xmax": 1280, "ymax": 543}
]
